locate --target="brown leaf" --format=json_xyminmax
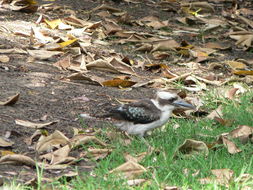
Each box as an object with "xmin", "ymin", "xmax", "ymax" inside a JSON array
[
  {"xmin": 225, "ymin": 61, "xmax": 247, "ymax": 70},
  {"xmin": 0, "ymin": 93, "xmax": 20, "ymax": 106},
  {"xmin": 229, "ymin": 125, "xmax": 253, "ymax": 144},
  {"xmin": 36, "ymin": 130, "xmax": 70, "ymax": 153},
  {"xmin": 127, "ymin": 179, "xmax": 146, "ymax": 186},
  {"xmin": 204, "ymin": 42, "xmax": 231, "ymax": 50},
  {"xmin": 87, "ymin": 148, "xmax": 112, "ymax": 160},
  {"xmin": 229, "ymin": 31, "xmax": 253, "ymax": 49},
  {"xmin": 213, "ymin": 117, "xmax": 234, "ymax": 127},
  {"xmin": 27, "ymin": 50, "xmax": 63, "ymax": 60},
  {"xmin": 65, "ymin": 72, "xmax": 104, "ymax": 86},
  {"xmin": 124, "ymin": 152, "xmax": 147, "ymax": 163},
  {"xmin": 53, "ymin": 56, "xmax": 71, "ymax": 70},
  {"xmin": 225, "ymin": 88, "xmax": 239, "ymax": 100},
  {"xmin": 177, "ymin": 139, "xmax": 209, "ymax": 156},
  {"xmin": 103, "ymin": 20, "xmax": 122, "ymax": 35},
  {"xmin": 109, "ymin": 160, "xmax": 147, "ymax": 179},
  {"xmin": 39, "ymin": 145, "xmax": 71, "ymax": 165},
  {"xmin": 0, "ymin": 154, "xmax": 36, "ymax": 167},
  {"xmin": 86, "ymin": 58, "xmax": 136, "ymax": 75},
  {"xmin": 152, "ymin": 39, "xmax": 179, "ymax": 52},
  {"xmin": 217, "ymin": 135, "xmax": 241, "ymax": 154},
  {"xmin": 206, "ymin": 105, "xmax": 223, "ymax": 120},
  {"xmin": 71, "ymin": 135, "xmax": 107, "ymax": 147},
  {"xmin": 102, "ymin": 78, "xmax": 136, "ymax": 88},
  {"xmin": 181, "ymin": 2, "xmax": 215, "ymax": 13},
  {"xmin": 0, "ymin": 48, "xmax": 27, "ymax": 54},
  {"xmin": 0, "ymin": 55, "xmax": 10, "ymax": 63},
  {"xmin": 94, "ymin": 4, "xmax": 122, "ymax": 13},
  {"xmin": 199, "ymin": 169, "xmax": 234, "ymax": 186},
  {"xmin": 8, "ymin": 0, "xmax": 38, "ymax": 12},
  {"xmin": 15, "ymin": 119, "xmax": 58, "ymax": 129},
  {"xmin": 0, "ymin": 137, "xmax": 14, "ymax": 147}
]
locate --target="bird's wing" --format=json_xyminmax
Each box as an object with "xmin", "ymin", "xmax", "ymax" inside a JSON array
[{"xmin": 108, "ymin": 99, "xmax": 161, "ymax": 124}]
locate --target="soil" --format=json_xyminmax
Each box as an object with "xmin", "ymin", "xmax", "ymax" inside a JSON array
[{"xmin": 0, "ymin": 0, "xmax": 252, "ymax": 185}]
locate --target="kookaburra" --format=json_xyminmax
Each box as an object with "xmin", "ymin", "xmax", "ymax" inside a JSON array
[{"xmin": 104, "ymin": 91, "xmax": 195, "ymax": 137}]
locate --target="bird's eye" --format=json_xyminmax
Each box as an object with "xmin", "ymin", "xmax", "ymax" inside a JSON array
[
  {"xmin": 158, "ymin": 96, "xmax": 178, "ymax": 105},
  {"xmin": 169, "ymin": 97, "xmax": 178, "ymax": 102}
]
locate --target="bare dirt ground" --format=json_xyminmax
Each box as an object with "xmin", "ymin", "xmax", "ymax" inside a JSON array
[{"xmin": 0, "ymin": 0, "xmax": 252, "ymax": 185}]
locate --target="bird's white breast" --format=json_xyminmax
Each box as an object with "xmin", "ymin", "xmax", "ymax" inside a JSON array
[{"xmin": 115, "ymin": 110, "xmax": 172, "ymax": 136}]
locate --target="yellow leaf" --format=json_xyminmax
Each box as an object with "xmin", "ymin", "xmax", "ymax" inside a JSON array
[
  {"xmin": 26, "ymin": 0, "xmax": 37, "ymax": 5},
  {"xmin": 226, "ymin": 61, "xmax": 246, "ymax": 70},
  {"xmin": 233, "ymin": 70, "xmax": 253, "ymax": 75},
  {"xmin": 44, "ymin": 19, "xmax": 62, "ymax": 29},
  {"xmin": 58, "ymin": 38, "xmax": 77, "ymax": 48},
  {"xmin": 0, "ymin": 150, "xmax": 15, "ymax": 156}
]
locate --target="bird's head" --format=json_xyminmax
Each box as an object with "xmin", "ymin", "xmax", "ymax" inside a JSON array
[{"xmin": 154, "ymin": 91, "xmax": 195, "ymax": 111}]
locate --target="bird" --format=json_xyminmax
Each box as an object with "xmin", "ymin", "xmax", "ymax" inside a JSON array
[{"xmin": 103, "ymin": 91, "xmax": 195, "ymax": 137}]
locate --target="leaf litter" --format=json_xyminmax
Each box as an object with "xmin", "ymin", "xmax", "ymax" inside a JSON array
[{"xmin": 0, "ymin": 0, "xmax": 253, "ymax": 188}]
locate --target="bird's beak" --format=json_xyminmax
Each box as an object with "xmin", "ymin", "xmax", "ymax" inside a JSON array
[{"xmin": 172, "ymin": 100, "xmax": 195, "ymax": 109}]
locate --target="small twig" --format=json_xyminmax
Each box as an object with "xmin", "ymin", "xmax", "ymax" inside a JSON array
[{"xmin": 158, "ymin": 72, "xmax": 192, "ymax": 84}]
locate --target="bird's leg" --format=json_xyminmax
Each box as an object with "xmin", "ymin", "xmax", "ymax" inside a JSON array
[
  {"xmin": 140, "ymin": 135, "xmax": 154, "ymax": 153},
  {"xmin": 123, "ymin": 131, "xmax": 134, "ymax": 141}
]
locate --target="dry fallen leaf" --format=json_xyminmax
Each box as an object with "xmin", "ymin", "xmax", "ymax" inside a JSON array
[
  {"xmin": 229, "ymin": 125, "xmax": 253, "ymax": 144},
  {"xmin": 15, "ymin": 119, "xmax": 58, "ymax": 129},
  {"xmin": 206, "ymin": 105, "xmax": 223, "ymax": 120},
  {"xmin": 102, "ymin": 78, "xmax": 136, "ymax": 88},
  {"xmin": 86, "ymin": 58, "xmax": 136, "ymax": 75},
  {"xmin": 217, "ymin": 135, "xmax": 242, "ymax": 154},
  {"xmin": 87, "ymin": 148, "xmax": 112, "ymax": 160},
  {"xmin": 164, "ymin": 186, "xmax": 180, "ymax": 190},
  {"xmin": 229, "ymin": 31, "xmax": 253, "ymax": 49},
  {"xmin": 65, "ymin": 72, "xmax": 104, "ymax": 86},
  {"xmin": 199, "ymin": 169, "xmax": 234, "ymax": 186},
  {"xmin": 109, "ymin": 160, "xmax": 147, "ymax": 179},
  {"xmin": 0, "ymin": 55, "xmax": 10, "ymax": 63},
  {"xmin": 27, "ymin": 49, "xmax": 63, "ymax": 60},
  {"xmin": 36, "ymin": 130, "xmax": 70, "ymax": 153},
  {"xmin": 0, "ymin": 154, "xmax": 36, "ymax": 167},
  {"xmin": 127, "ymin": 179, "xmax": 146, "ymax": 186},
  {"xmin": 0, "ymin": 137, "xmax": 14, "ymax": 147},
  {"xmin": 0, "ymin": 93, "xmax": 20, "ymax": 106},
  {"xmin": 39, "ymin": 145, "xmax": 72, "ymax": 165},
  {"xmin": 124, "ymin": 152, "xmax": 147, "ymax": 163},
  {"xmin": 176, "ymin": 139, "xmax": 209, "ymax": 156}
]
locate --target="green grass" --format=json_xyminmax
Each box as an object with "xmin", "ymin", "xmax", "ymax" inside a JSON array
[
  {"xmin": 5, "ymin": 91, "xmax": 253, "ymax": 189},
  {"xmin": 67, "ymin": 91, "xmax": 253, "ymax": 189}
]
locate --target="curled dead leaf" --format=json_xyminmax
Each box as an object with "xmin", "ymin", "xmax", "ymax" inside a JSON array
[
  {"xmin": 217, "ymin": 135, "xmax": 242, "ymax": 154},
  {"xmin": 0, "ymin": 55, "xmax": 10, "ymax": 63},
  {"xmin": 229, "ymin": 125, "xmax": 253, "ymax": 144},
  {"xmin": 199, "ymin": 169, "xmax": 234, "ymax": 186},
  {"xmin": 0, "ymin": 154, "xmax": 36, "ymax": 167},
  {"xmin": 127, "ymin": 179, "xmax": 146, "ymax": 186},
  {"xmin": 0, "ymin": 93, "xmax": 20, "ymax": 106},
  {"xmin": 109, "ymin": 160, "xmax": 147, "ymax": 179},
  {"xmin": 39, "ymin": 145, "xmax": 71, "ymax": 165},
  {"xmin": 87, "ymin": 148, "xmax": 112, "ymax": 160},
  {"xmin": 15, "ymin": 119, "xmax": 58, "ymax": 129},
  {"xmin": 176, "ymin": 139, "xmax": 209, "ymax": 156},
  {"xmin": 36, "ymin": 130, "xmax": 70, "ymax": 153},
  {"xmin": 0, "ymin": 137, "xmax": 14, "ymax": 147},
  {"xmin": 206, "ymin": 105, "xmax": 223, "ymax": 120}
]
